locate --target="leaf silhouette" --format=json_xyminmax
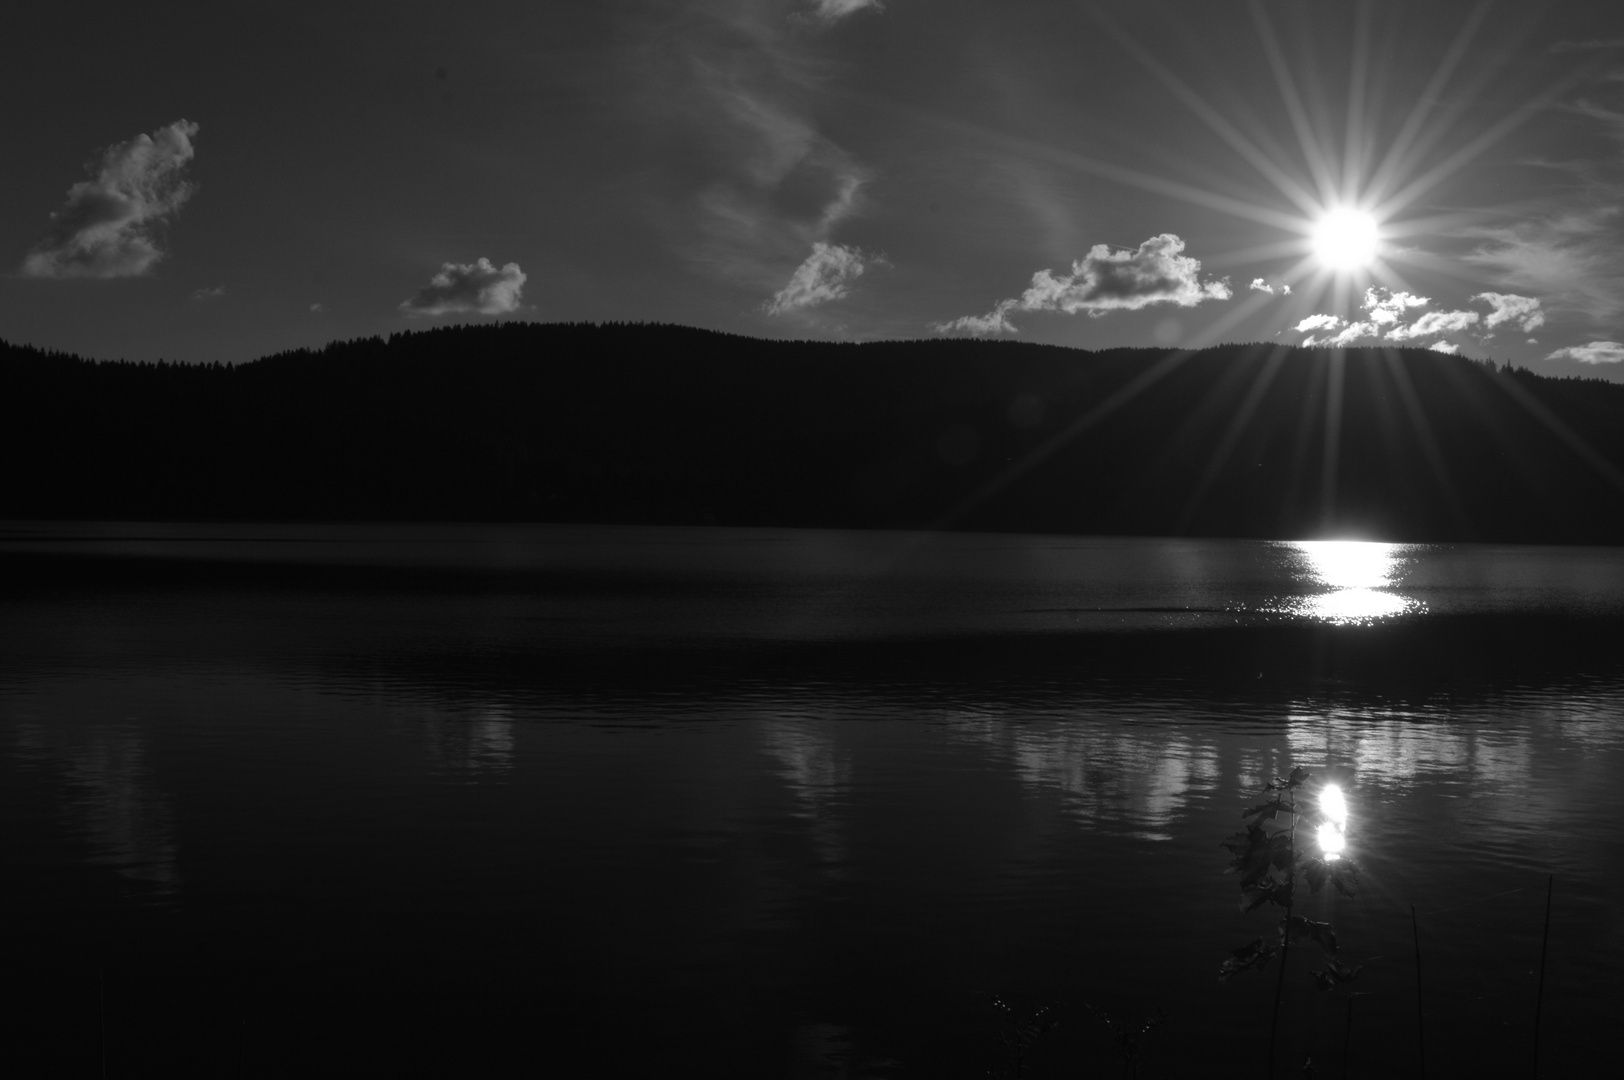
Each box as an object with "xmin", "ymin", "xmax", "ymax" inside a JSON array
[
  {"xmin": 1312, "ymin": 958, "xmax": 1365, "ymax": 992},
  {"xmin": 1301, "ymin": 856, "xmax": 1330, "ymax": 895},
  {"xmin": 1243, "ymin": 799, "xmax": 1288, "ymax": 820},
  {"xmin": 1220, "ymin": 937, "xmax": 1278, "ymax": 980},
  {"xmin": 1328, "ymin": 860, "xmax": 1360, "ymax": 898},
  {"xmin": 1286, "ymin": 915, "xmax": 1339, "ymax": 954}
]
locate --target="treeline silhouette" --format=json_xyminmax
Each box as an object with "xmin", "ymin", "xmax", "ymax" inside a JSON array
[{"xmin": 4, "ymin": 322, "xmax": 1624, "ymax": 542}]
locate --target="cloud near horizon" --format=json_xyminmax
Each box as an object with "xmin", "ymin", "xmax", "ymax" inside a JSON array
[
  {"xmin": 766, "ymin": 242, "xmax": 873, "ymax": 315},
  {"xmin": 22, "ymin": 120, "xmax": 200, "ymax": 279},
  {"xmin": 1294, "ymin": 288, "xmax": 1543, "ymax": 350},
  {"xmin": 936, "ymin": 234, "xmax": 1231, "ymax": 335},
  {"xmin": 399, "ymin": 258, "xmax": 527, "ymax": 317},
  {"xmin": 1546, "ymin": 341, "xmax": 1624, "ymax": 364}
]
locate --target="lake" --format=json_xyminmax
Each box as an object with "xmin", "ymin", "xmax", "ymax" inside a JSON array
[{"xmin": 2, "ymin": 523, "xmax": 1621, "ymax": 1077}]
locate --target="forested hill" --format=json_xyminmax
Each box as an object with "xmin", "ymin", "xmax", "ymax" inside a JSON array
[{"xmin": 4, "ymin": 322, "xmax": 1624, "ymax": 543}]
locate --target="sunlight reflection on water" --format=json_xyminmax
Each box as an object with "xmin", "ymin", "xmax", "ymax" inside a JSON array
[{"xmin": 1265, "ymin": 540, "xmax": 1426, "ymax": 624}]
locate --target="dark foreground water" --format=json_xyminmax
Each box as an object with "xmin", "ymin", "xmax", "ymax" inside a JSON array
[{"xmin": 2, "ymin": 524, "xmax": 1621, "ymax": 1078}]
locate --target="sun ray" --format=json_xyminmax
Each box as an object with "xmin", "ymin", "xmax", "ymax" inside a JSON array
[
  {"xmin": 1363, "ymin": 2, "xmax": 1492, "ymax": 208},
  {"xmin": 1174, "ymin": 345, "xmax": 1294, "ymax": 530},
  {"xmin": 1376, "ymin": 348, "xmax": 1472, "ymax": 531},
  {"xmin": 1091, "ymin": 6, "xmax": 1325, "ymax": 218},
  {"xmin": 1246, "ymin": 0, "xmax": 1339, "ymax": 207},
  {"xmin": 1341, "ymin": 0, "xmax": 1375, "ymax": 203}
]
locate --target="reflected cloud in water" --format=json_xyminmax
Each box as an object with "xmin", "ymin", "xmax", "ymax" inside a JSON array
[
  {"xmin": 758, "ymin": 717, "xmax": 851, "ymax": 869},
  {"xmin": 947, "ymin": 713, "xmax": 1218, "ymax": 841},
  {"xmin": 423, "ymin": 704, "xmax": 516, "ymax": 776},
  {"xmin": 12, "ymin": 724, "xmax": 180, "ymax": 892},
  {"xmin": 1267, "ymin": 540, "xmax": 1425, "ymax": 624}
]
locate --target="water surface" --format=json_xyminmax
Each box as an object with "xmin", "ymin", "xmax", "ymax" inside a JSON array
[{"xmin": 2, "ymin": 524, "xmax": 1621, "ymax": 1077}]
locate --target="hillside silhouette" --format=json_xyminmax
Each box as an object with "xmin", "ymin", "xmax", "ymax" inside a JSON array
[{"xmin": 4, "ymin": 322, "xmax": 1624, "ymax": 543}]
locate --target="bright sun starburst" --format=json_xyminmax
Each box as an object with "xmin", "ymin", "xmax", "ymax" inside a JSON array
[{"xmin": 1311, "ymin": 207, "xmax": 1380, "ymax": 272}]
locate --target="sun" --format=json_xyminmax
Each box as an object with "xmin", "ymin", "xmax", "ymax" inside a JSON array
[{"xmin": 1311, "ymin": 208, "xmax": 1380, "ymax": 272}]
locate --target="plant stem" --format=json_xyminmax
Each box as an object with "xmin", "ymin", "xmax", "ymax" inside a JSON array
[
  {"xmin": 1533, "ymin": 874, "xmax": 1553, "ymax": 1078},
  {"xmin": 1268, "ymin": 787, "xmax": 1296, "ymax": 1080},
  {"xmin": 1342, "ymin": 993, "xmax": 1354, "ymax": 1080},
  {"xmin": 1411, "ymin": 904, "xmax": 1425, "ymax": 1080}
]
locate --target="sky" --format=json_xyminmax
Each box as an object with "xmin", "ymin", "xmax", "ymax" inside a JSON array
[{"xmin": 2, "ymin": 0, "xmax": 1623, "ymax": 379}]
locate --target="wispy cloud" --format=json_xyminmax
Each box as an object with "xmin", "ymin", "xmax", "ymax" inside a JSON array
[
  {"xmin": 650, "ymin": 0, "xmax": 876, "ymax": 309},
  {"xmin": 399, "ymin": 258, "xmax": 526, "ymax": 317},
  {"xmin": 766, "ymin": 241, "xmax": 873, "ymax": 315},
  {"xmin": 1462, "ymin": 208, "xmax": 1624, "ymax": 324},
  {"xmin": 936, "ymin": 234, "xmax": 1231, "ymax": 334},
  {"xmin": 803, "ymin": 0, "xmax": 882, "ymax": 24},
  {"xmin": 1547, "ymin": 340, "xmax": 1624, "ymax": 364},
  {"xmin": 22, "ymin": 120, "xmax": 199, "ymax": 279},
  {"xmin": 190, "ymin": 285, "xmax": 225, "ymax": 300},
  {"xmin": 1550, "ymin": 38, "xmax": 1624, "ymax": 53},
  {"xmin": 1460, "ymin": 66, "xmax": 1624, "ymax": 330}
]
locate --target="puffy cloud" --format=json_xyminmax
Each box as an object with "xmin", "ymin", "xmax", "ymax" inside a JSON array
[
  {"xmin": 1386, "ymin": 308, "xmax": 1480, "ymax": 341},
  {"xmin": 1364, "ymin": 288, "xmax": 1428, "ymax": 326},
  {"xmin": 22, "ymin": 120, "xmax": 200, "ymax": 279},
  {"xmin": 1472, "ymin": 291, "xmax": 1545, "ymax": 333},
  {"xmin": 1428, "ymin": 341, "xmax": 1460, "ymax": 354},
  {"xmin": 399, "ymin": 258, "xmax": 526, "ymax": 317},
  {"xmin": 766, "ymin": 242, "xmax": 871, "ymax": 315},
  {"xmin": 805, "ymin": 0, "xmax": 882, "ymax": 22},
  {"xmin": 1021, "ymin": 235, "xmax": 1232, "ymax": 314},
  {"xmin": 939, "ymin": 234, "xmax": 1230, "ymax": 334},
  {"xmin": 1547, "ymin": 341, "xmax": 1624, "ymax": 364},
  {"xmin": 1294, "ymin": 313, "xmax": 1343, "ymax": 334},
  {"xmin": 1249, "ymin": 278, "xmax": 1274, "ymax": 294}
]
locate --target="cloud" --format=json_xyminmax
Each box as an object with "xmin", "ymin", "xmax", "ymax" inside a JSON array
[
  {"xmin": 804, "ymin": 0, "xmax": 882, "ymax": 23},
  {"xmin": 935, "ymin": 301, "xmax": 1020, "ymax": 336},
  {"xmin": 1472, "ymin": 291, "xmax": 1546, "ymax": 333},
  {"xmin": 1249, "ymin": 278, "xmax": 1274, "ymax": 294},
  {"xmin": 1428, "ymin": 341, "xmax": 1460, "ymax": 355},
  {"xmin": 1462, "ymin": 209, "xmax": 1624, "ymax": 324},
  {"xmin": 1294, "ymin": 288, "xmax": 1488, "ymax": 348},
  {"xmin": 1363, "ymin": 288, "xmax": 1428, "ymax": 326},
  {"xmin": 1386, "ymin": 308, "xmax": 1480, "ymax": 341},
  {"xmin": 1550, "ymin": 38, "xmax": 1624, "ymax": 53},
  {"xmin": 766, "ymin": 242, "xmax": 872, "ymax": 314},
  {"xmin": 1294, "ymin": 313, "xmax": 1342, "ymax": 334},
  {"xmin": 22, "ymin": 120, "xmax": 200, "ymax": 279},
  {"xmin": 191, "ymin": 285, "xmax": 225, "ymax": 300},
  {"xmin": 399, "ymin": 258, "xmax": 526, "ymax": 317},
  {"xmin": 938, "ymin": 234, "xmax": 1231, "ymax": 334},
  {"xmin": 648, "ymin": 0, "xmax": 874, "ymax": 305},
  {"xmin": 1547, "ymin": 341, "xmax": 1624, "ymax": 364},
  {"xmin": 310, "ymin": 303, "xmax": 324, "ymax": 313}
]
